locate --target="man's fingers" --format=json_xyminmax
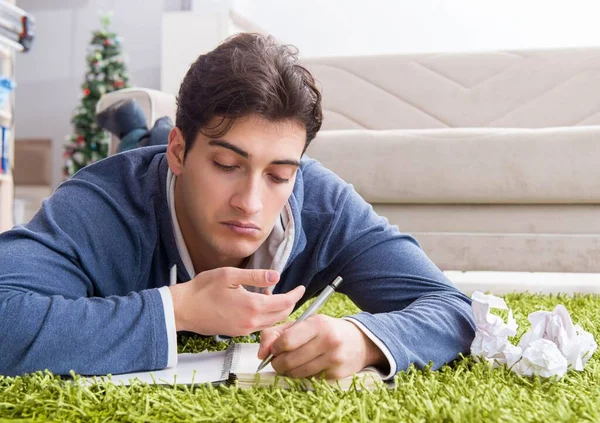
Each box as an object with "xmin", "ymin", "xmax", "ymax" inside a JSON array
[
  {"xmin": 243, "ymin": 289, "xmax": 303, "ymax": 341},
  {"xmin": 270, "ymin": 318, "xmax": 318, "ymax": 356},
  {"xmin": 218, "ymin": 267, "xmax": 280, "ymax": 288},
  {"xmin": 228, "ymin": 268, "xmax": 280, "ymax": 288},
  {"xmin": 253, "ymin": 306, "xmax": 296, "ymax": 335},
  {"xmin": 276, "ymin": 348, "xmax": 329, "ymax": 379},
  {"xmin": 253, "ymin": 285, "xmax": 305, "ymax": 313},
  {"xmin": 258, "ymin": 321, "xmax": 295, "ymax": 359}
]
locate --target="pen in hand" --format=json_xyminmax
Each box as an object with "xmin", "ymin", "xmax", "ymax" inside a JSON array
[{"xmin": 256, "ymin": 276, "xmax": 343, "ymax": 372}]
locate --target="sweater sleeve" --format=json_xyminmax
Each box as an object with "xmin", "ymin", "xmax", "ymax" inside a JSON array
[
  {"xmin": 317, "ymin": 185, "xmax": 476, "ymax": 376},
  {"xmin": 0, "ymin": 179, "xmax": 169, "ymax": 376}
]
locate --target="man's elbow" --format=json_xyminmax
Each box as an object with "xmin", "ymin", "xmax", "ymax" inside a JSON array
[{"xmin": 451, "ymin": 290, "xmax": 476, "ymax": 354}]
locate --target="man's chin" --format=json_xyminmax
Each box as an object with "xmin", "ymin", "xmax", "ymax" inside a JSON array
[{"xmin": 215, "ymin": 240, "xmax": 260, "ymax": 261}]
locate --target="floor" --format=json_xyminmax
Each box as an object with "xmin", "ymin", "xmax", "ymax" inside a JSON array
[{"xmin": 446, "ymin": 270, "xmax": 600, "ymax": 295}]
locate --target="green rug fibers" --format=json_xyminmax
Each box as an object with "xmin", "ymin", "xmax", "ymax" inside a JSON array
[{"xmin": 0, "ymin": 292, "xmax": 598, "ymax": 422}]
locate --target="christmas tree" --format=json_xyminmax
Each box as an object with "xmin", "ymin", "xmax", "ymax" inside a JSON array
[{"xmin": 63, "ymin": 12, "xmax": 130, "ymax": 178}]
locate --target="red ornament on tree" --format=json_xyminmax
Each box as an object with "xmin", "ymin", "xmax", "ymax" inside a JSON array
[
  {"xmin": 77, "ymin": 135, "xmax": 84, "ymax": 144},
  {"xmin": 83, "ymin": 88, "xmax": 91, "ymax": 96},
  {"xmin": 104, "ymin": 39, "xmax": 110, "ymax": 46},
  {"xmin": 113, "ymin": 80, "xmax": 124, "ymax": 88}
]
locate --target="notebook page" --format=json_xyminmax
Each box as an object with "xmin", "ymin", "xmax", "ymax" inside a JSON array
[
  {"xmin": 99, "ymin": 350, "xmax": 229, "ymax": 385},
  {"xmin": 230, "ymin": 343, "xmax": 385, "ymax": 390},
  {"xmin": 230, "ymin": 343, "xmax": 275, "ymax": 375}
]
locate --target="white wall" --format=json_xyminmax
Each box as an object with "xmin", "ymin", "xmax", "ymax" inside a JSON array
[
  {"xmin": 232, "ymin": 0, "xmax": 600, "ymax": 56},
  {"xmin": 15, "ymin": 0, "xmax": 164, "ymax": 189},
  {"xmin": 161, "ymin": 7, "xmax": 231, "ymax": 95}
]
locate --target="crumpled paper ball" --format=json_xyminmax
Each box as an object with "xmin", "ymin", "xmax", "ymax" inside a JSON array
[
  {"xmin": 518, "ymin": 305, "xmax": 598, "ymax": 371},
  {"xmin": 470, "ymin": 291, "xmax": 597, "ymax": 378},
  {"xmin": 513, "ymin": 339, "xmax": 568, "ymax": 378},
  {"xmin": 470, "ymin": 291, "xmax": 521, "ymax": 368}
]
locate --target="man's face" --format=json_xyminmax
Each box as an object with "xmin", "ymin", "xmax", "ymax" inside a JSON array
[{"xmin": 168, "ymin": 115, "xmax": 306, "ymax": 265}]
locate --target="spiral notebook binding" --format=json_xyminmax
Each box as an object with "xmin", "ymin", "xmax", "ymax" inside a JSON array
[
  {"xmin": 220, "ymin": 343, "xmax": 240, "ymax": 381},
  {"xmin": 226, "ymin": 374, "xmax": 238, "ymax": 386}
]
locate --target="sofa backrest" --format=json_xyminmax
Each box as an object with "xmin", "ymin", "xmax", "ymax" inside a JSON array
[
  {"xmin": 98, "ymin": 47, "xmax": 600, "ymax": 154},
  {"xmin": 303, "ymin": 47, "xmax": 600, "ymax": 130}
]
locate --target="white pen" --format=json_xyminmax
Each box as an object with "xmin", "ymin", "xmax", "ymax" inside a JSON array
[{"xmin": 256, "ymin": 276, "xmax": 343, "ymax": 372}]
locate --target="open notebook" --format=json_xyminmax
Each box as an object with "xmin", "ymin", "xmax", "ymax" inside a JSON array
[{"xmin": 90, "ymin": 343, "xmax": 384, "ymax": 390}]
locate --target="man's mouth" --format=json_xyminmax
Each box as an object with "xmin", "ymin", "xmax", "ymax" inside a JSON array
[
  {"xmin": 223, "ymin": 220, "xmax": 260, "ymax": 229},
  {"xmin": 222, "ymin": 220, "xmax": 261, "ymax": 235}
]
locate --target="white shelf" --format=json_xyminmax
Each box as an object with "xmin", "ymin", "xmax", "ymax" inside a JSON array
[
  {"xmin": 0, "ymin": 36, "xmax": 23, "ymax": 53},
  {"xmin": 0, "ymin": 109, "xmax": 11, "ymax": 125},
  {"xmin": 0, "ymin": 171, "xmax": 13, "ymax": 231},
  {"xmin": 0, "ymin": 31, "xmax": 14, "ymax": 232},
  {"xmin": 0, "ymin": 44, "xmax": 9, "ymax": 59}
]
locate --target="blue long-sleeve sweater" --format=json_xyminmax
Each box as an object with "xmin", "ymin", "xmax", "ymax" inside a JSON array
[{"xmin": 0, "ymin": 146, "xmax": 475, "ymax": 377}]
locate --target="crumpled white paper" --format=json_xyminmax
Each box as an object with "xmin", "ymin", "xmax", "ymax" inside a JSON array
[
  {"xmin": 518, "ymin": 305, "xmax": 598, "ymax": 371},
  {"xmin": 470, "ymin": 291, "xmax": 597, "ymax": 378},
  {"xmin": 470, "ymin": 291, "xmax": 522, "ymax": 368},
  {"xmin": 513, "ymin": 339, "xmax": 568, "ymax": 378}
]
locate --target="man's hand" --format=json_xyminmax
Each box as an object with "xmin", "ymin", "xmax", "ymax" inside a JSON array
[
  {"xmin": 257, "ymin": 315, "xmax": 388, "ymax": 380},
  {"xmin": 168, "ymin": 267, "xmax": 305, "ymax": 336}
]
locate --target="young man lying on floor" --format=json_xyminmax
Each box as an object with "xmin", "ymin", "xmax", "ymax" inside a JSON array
[{"xmin": 0, "ymin": 33, "xmax": 475, "ymax": 380}]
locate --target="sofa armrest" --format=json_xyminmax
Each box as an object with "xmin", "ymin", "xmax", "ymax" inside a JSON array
[{"xmin": 96, "ymin": 88, "xmax": 177, "ymax": 155}]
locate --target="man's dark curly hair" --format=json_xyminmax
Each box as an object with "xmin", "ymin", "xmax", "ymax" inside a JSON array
[{"xmin": 175, "ymin": 33, "xmax": 323, "ymax": 158}]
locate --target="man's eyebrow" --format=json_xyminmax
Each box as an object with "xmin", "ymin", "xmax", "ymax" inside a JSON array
[
  {"xmin": 209, "ymin": 140, "xmax": 248, "ymax": 159},
  {"xmin": 271, "ymin": 159, "xmax": 300, "ymax": 167},
  {"xmin": 209, "ymin": 139, "xmax": 300, "ymax": 167}
]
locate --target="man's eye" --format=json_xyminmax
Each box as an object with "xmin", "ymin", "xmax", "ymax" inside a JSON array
[
  {"xmin": 270, "ymin": 174, "xmax": 289, "ymax": 184},
  {"xmin": 213, "ymin": 161, "xmax": 237, "ymax": 171}
]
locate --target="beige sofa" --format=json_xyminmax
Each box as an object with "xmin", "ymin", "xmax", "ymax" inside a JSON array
[{"xmin": 97, "ymin": 47, "xmax": 600, "ymax": 273}]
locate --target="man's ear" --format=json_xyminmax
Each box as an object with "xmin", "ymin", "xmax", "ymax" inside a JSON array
[{"xmin": 166, "ymin": 127, "xmax": 186, "ymax": 176}]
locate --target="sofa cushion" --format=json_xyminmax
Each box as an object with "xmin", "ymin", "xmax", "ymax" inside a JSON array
[{"xmin": 307, "ymin": 126, "xmax": 600, "ymax": 204}]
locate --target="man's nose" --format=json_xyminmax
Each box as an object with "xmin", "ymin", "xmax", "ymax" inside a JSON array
[{"xmin": 231, "ymin": 178, "xmax": 263, "ymax": 215}]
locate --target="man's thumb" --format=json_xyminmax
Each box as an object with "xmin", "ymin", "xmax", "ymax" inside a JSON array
[{"xmin": 243, "ymin": 269, "xmax": 280, "ymax": 288}]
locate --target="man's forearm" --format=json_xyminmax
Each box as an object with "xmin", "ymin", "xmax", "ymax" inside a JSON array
[
  {"xmin": 0, "ymin": 289, "xmax": 169, "ymax": 376},
  {"xmin": 346, "ymin": 291, "xmax": 475, "ymax": 374}
]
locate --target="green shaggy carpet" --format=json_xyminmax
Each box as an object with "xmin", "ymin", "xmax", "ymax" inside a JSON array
[{"xmin": 0, "ymin": 292, "xmax": 598, "ymax": 422}]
